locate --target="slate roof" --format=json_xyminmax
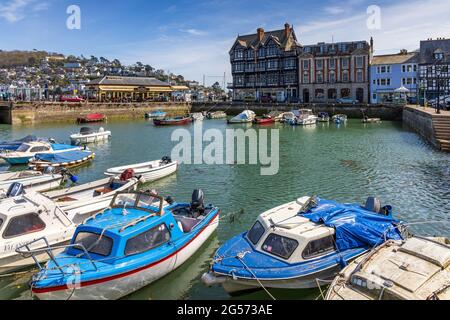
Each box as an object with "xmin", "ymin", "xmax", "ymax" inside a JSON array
[
  {"xmin": 372, "ymin": 51, "xmax": 419, "ymax": 65},
  {"xmin": 89, "ymin": 76, "xmax": 170, "ymax": 87},
  {"xmin": 231, "ymin": 27, "xmax": 300, "ymax": 52},
  {"xmin": 419, "ymin": 39, "xmax": 450, "ymax": 64}
]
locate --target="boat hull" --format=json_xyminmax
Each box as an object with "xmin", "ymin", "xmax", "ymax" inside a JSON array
[
  {"xmin": 0, "ymin": 174, "xmax": 63, "ymax": 193},
  {"xmin": 105, "ymin": 161, "xmax": 178, "ymax": 183},
  {"xmin": 153, "ymin": 118, "xmax": 192, "ymax": 126},
  {"xmin": 32, "ymin": 214, "xmax": 219, "ymax": 300},
  {"xmin": 70, "ymin": 132, "xmax": 111, "ymax": 145}
]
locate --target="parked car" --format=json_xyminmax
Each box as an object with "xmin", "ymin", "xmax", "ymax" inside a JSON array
[
  {"xmin": 336, "ymin": 97, "xmax": 359, "ymax": 104},
  {"xmin": 60, "ymin": 95, "xmax": 84, "ymax": 102}
]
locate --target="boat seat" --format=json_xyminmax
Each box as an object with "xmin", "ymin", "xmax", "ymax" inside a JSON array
[
  {"xmin": 57, "ymin": 196, "xmax": 77, "ymax": 202},
  {"xmin": 94, "ymin": 187, "xmax": 113, "ymax": 196},
  {"xmin": 174, "ymin": 216, "xmax": 199, "ymax": 233}
]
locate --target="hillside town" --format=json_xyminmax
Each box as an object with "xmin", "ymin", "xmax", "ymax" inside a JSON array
[{"xmin": 0, "ymin": 51, "xmax": 227, "ymax": 102}]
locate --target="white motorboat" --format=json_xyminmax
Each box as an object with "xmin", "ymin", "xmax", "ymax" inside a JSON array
[
  {"xmin": 288, "ymin": 109, "xmax": 318, "ymax": 126},
  {"xmin": 325, "ymin": 236, "xmax": 450, "ymax": 300},
  {"xmin": 0, "ymin": 191, "xmax": 76, "ymax": 275},
  {"xmin": 0, "ymin": 141, "xmax": 82, "ymax": 165},
  {"xmin": 228, "ymin": 110, "xmax": 256, "ymax": 124},
  {"xmin": 0, "ymin": 170, "xmax": 64, "ymax": 193},
  {"xmin": 206, "ymin": 111, "xmax": 227, "ymax": 119},
  {"xmin": 191, "ymin": 112, "xmax": 205, "ymax": 121},
  {"xmin": 70, "ymin": 127, "xmax": 111, "ymax": 145},
  {"xmin": 280, "ymin": 112, "xmax": 296, "ymax": 123},
  {"xmin": 42, "ymin": 175, "xmax": 140, "ymax": 224},
  {"xmin": 104, "ymin": 157, "xmax": 178, "ymax": 183}
]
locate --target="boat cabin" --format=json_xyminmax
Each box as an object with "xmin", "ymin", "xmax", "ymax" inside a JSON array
[
  {"xmin": 66, "ymin": 191, "xmax": 215, "ymax": 262},
  {"xmin": 245, "ymin": 197, "xmax": 337, "ymax": 264},
  {"xmin": 14, "ymin": 141, "xmax": 52, "ymax": 154},
  {"xmin": 0, "ymin": 192, "xmax": 74, "ymax": 258}
]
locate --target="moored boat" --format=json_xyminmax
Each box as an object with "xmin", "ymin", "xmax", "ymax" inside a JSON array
[
  {"xmin": 153, "ymin": 116, "xmax": 193, "ymax": 126},
  {"xmin": 267, "ymin": 111, "xmax": 285, "ymax": 122},
  {"xmin": 206, "ymin": 111, "xmax": 227, "ymax": 119},
  {"xmin": 202, "ymin": 196, "xmax": 403, "ymax": 295},
  {"xmin": 191, "ymin": 112, "xmax": 205, "ymax": 121},
  {"xmin": 253, "ymin": 115, "xmax": 275, "ymax": 125},
  {"xmin": 0, "ymin": 135, "xmax": 49, "ymax": 151},
  {"xmin": 70, "ymin": 127, "xmax": 111, "ymax": 145},
  {"xmin": 77, "ymin": 113, "xmax": 107, "ymax": 124},
  {"xmin": 0, "ymin": 169, "xmax": 65, "ymax": 194},
  {"xmin": 362, "ymin": 116, "xmax": 381, "ymax": 123},
  {"xmin": 325, "ymin": 236, "xmax": 450, "ymax": 300},
  {"xmin": 0, "ymin": 142, "xmax": 82, "ymax": 165},
  {"xmin": 24, "ymin": 189, "xmax": 220, "ymax": 300},
  {"xmin": 333, "ymin": 114, "xmax": 348, "ymax": 124},
  {"xmin": 145, "ymin": 110, "xmax": 167, "ymax": 119},
  {"xmin": 318, "ymin": 112, "xmax": 330, "ymax": 122},
  {"xmin": 288, "ymin": 109, "xmax": 318, "ymax": 126},
  {"xmin": 104, "ymin": 156, "xmax": 178, "ymax": 183},
  {"xmin": 42, "ymin": 174, "xmax": 140, "ymax": 224},
  {"xmin": 228, "ymin": 110, "xmax": 256, "ymax": 124},
  {"xmin": 28, "ymin": 150, "xmax": 95, "ymax": 171}
]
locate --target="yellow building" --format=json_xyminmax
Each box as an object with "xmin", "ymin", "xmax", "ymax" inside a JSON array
[{"xmin": 88, "ymin": 76, "xmax": 174, "ymax": 102}]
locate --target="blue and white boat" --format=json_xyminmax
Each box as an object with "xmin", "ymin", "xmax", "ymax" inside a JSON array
[
  {"xmin": 0, "ymin": 141, "xmax": 82, "ymax": 165},
  {"xmin": 0, "ymin": 135, "xmax": 40, "ymax": 151},
  {"xmin": 333, "ymin": 114, "xmax": 348, "ymax": 124},
  {"xmin": 202, "ymin": 196, "xmax": 403, "ymax": 295},
  {"xmin": 145, "ymin": 110, "xmax": 167, "ymax": 119},
  {"xmin": 23, "ymin": 190, "xmax": 220, "ymax": 300}
]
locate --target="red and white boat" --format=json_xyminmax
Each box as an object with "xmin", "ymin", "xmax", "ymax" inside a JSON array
[
  {"xmin": 253, "ymin": 116, "xmax": 275, "ymax": 125},
  {"xmin": 77, "ymin": 113, "xmax": 107, "ymax": 124}
]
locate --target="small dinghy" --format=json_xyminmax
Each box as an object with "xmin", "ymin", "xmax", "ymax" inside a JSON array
[
  {"xmin": 42, "ymin": 173, "xmax": 140, "ymax": 224},
  {"xmin": 0, "ymin": 142, "xmax": 82, "ymax": 165},
  {"xmin": 0, "ymin": 191, "xmax": 76, "ymax": 275},
  {"xmin": 0, "ymin": 169, "xmax": 64, "ymax": 193},
  {"xmin": 288, "ymin": 109, "xmax": 318, "ymax": 126},
  {"xmin": 25, "ymin": 189, "xmax": 220, "ymax": 300},
  {"xmin": 70, "ymin": 127, "xmax": 111, "ymax": 145},
  {"xmin": 267, "ymin": 111, "xmax": 285, "ymax": 122},
  {"xmin": 362, "ymin": 116, "xmax": 381, "ymax": 124},
  {"xmin": 206, "ymin": 111, "xmax": 227, "ymax": 119},
  {"xmin": 145, "ymin": 110, "xmax": 167, "ymax": 119},
  {"xmin": 318, "ymin": 112, "xmax": 330, "ymax": 122},
  {"xmin": 326, "ymin": 236, "xmax": 450, "ymax": 300},
  {"xmin": 153, "ymin": 116, "xmax": 193, "ymax": 126},
  {"xmin": 29, "ymin": 150, "xmax": 95, "ymax": 171},
  {"xmin": 333, "ymin": 114, "xmax": 348, "ymax": 124},
  {"xmin": 202, "ymin": 196, "xmax": 403, "ymax": 295},
  {"xmin": 253, "ymin": 115, "xmax": 275, "ymax": 125},
  {"xmin": 105, "ymin": 157, "xmax": 178, "ymax": 183},
  {"xmin": 191, "ymin": 112, "xmax": 205, "ymax": 121},
  {"xmin": 77, "ymin": 113, "xmax": 107, "ymax": 124},
  {"xmin": 228, "ymin": 110, "xmax": 256, "ymax": 124},
  {"xmin": 280, "ymin": 112, "xmax": 296, "ymax": 123}
]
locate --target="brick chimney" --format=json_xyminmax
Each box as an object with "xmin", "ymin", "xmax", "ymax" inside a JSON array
[
  {"xmin": 257, "ymin": 27, "xmax": 265, "ymax": 41},
  {"xmin": 284, "ymin": 23, "xmax": 291, "ymax": 38}
]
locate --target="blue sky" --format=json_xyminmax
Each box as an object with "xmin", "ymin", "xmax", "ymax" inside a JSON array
[{"xmin": 0, "ymin": 0, "xmax": 449, "ymax": 84}]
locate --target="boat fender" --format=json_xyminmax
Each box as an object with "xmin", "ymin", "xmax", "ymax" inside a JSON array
[
  {"xmin": 70, "ymin": 175, "xmax": 79, "ymax": 184},
  {"xmin": 120, "ymin": 169, "xmax": 135, "ymax": 181}
]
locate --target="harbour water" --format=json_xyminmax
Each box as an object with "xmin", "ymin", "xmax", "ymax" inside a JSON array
[{"xmin": 0, "ymin": 119, "xmax": 449, "ymax": 300}]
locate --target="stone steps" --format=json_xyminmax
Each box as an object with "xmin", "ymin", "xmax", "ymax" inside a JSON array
[
  {"xmin": 433, "ymin": 117, "xmax": 450, "ymax": 146},
  {"xmin": 437, "ymin": 139, "xmax": 450, "ymax": 152}
]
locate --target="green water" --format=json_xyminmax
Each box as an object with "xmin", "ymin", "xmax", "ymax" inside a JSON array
[{"xmin": 0, "ymin": 119, "xmax": 449, "ymax": 300}]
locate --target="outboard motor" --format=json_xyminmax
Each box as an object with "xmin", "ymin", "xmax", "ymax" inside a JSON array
[
  {"xmin": 7, "ymin": 183, "xmax": 24, "ymax": 198},
  {"xmin": 165, "ymin": 196, "xmax": 175, "ymax": 205},
  {"xmin": 365, "ymin": 197, "xmax": 381, "ymax": 214},
  {"xmin": 191, "ymin": 189, "xmax": 205, "ymax": 216},
  {"xmin": 161, "ymin": 156, "xmax": 172, "ymax": 165},
  {"xmin": 44, "ymin": 166, "xmax": 55, "ymax": 174}
]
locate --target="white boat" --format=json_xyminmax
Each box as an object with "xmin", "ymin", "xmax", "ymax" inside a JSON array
[
  {"xmin": 0, "ymin": 191, "xmax": 76, "ymax": 275},
  {"xmin": 0, "ymin": 170, "xmax": 64, "ymax": 193},
  {"xmin": 228, "ymin": 110, "xmax": 256, "ymax": 124},
  {"xmin": 325, "ymin": 236, "xmax": 450, "ymax": 300},
  {"xmin": 206, "ymin": 111, "xmax": 227, "ymax": 119},
  {"xmin": 289, "ymin": 109, "xmax": 318, "ymax": 126},
  {"xmin": 70, "ymin": 127, "xmax": 111, "ymax": 145},
  {"xmin": 191, "ymin": 112, "xmax": 205, "ymax": 121},
  {"xmin": 104, "ymin": 157, "xmax": 178, "ymax": 183},
  {"xmin": 42, "ymin": 176, "xmax": 140, "ymax": 224},
  {"xmin": 267, "ymin": 111, "xmax": 285, "ymax": 122},
  {"xmin": 333, "ymin": 114, "xmax": 348, "ymax": 124},
  {"xmin": 280, "ymin": 111, "xmax": 296, "ymax": 123},
  {"xmin": 0, "ymin": 141, "xmax": 82, "ymax": 165}
]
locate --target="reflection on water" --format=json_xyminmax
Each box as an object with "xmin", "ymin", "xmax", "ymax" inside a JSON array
[{"xmin": 0, "ymin": 118, "xmax": 448, "ymax": 300}]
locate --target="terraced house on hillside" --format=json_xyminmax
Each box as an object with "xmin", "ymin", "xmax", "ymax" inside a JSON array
[
  {"xmin": 229, "ymin": 23, "xmax": 300, "ymax": 102},
  {"xmin": 298, "ymin": 39, "xmax": 373, "ymax": 104}
]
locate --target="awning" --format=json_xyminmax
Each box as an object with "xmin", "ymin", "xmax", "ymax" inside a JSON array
[{"xmin": 394, "ymin": 86, "xmax": 410, "ymax": 93}]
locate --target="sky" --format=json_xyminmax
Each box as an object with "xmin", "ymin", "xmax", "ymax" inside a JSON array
[{"xmin": 0, "ymin": 0, "xmax": 449, "ymax": 85}]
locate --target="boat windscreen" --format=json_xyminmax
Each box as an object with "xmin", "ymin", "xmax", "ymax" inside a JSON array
[
  {"xmin": 16, "ymin": 144, "xmax": 30, "ymax": 152},
  {"xmin": 247, "ymin": 221, "xmax": 265, "ymax": 245},
  {"xmin": 80, "ymin": 127, "xmax": 95, "ymax": 135},
  {"xmin": 73, "ymin": 231, "xmax": 113, "ymax": 257}
]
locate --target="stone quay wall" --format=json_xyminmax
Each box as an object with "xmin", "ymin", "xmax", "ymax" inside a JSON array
[{"xmin": 402, "ymin": 106, "xmax": 439, "ymax": 149}]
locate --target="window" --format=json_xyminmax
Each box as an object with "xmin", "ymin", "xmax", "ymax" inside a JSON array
[
  {"xmin": 0, "ymin": 218, "xmax": 3, "ymax": 229},
  {"xmin": 342, "ymin": 58, "xmax": 349, "ymax": 69},
  {"xmin": 316, "ymin": 71, "xmax": 323, "ymax": 83},
  {"xmin": 303, "ymin": 60, "xmax": 309, "ymax": 70},
  {"xmin": 342, "ymin": 70, "xmax": 349, "ymax": 82},
  {"xmin": 302, "ymin": 236, "xmax": 336, "ymax": 259},
  {"xmin": 246, "ymin": 50, "xmax": 254, "ymax": 59},
  {"xmin": 267, "ymin": 46, "xmax": 278, "ymax": 56},
  {"xmin": 247, "ymin": 221, "xmax": 265, "ymax": 245},
  {"xmin": 258, "ymin": 47, "xmax": 265, "ymax": 58},
  {"xmin": 16, "ymin": 144, "xmax": 30, "ymax": 152},
  {"xmin": 341, "ymin": 88, "xmax": 350, "ymax": 98},
  {"xmin": 316, "ymin": 60, "xmax": 323, "ymax": 70},
  {"xmin": 73, "ymin": 231, "xmax": 113, "ymax": 257},
  {"xmin": 315, "ymin": 89, "xmax": 325, "ymax": 99},
  {"xmin": 303, "ymin": 72, "xmax": 309, "ymax": 84},
  {"xmin": 329, "ymin": 71, "xmax": 336, "ymax": 83},
  {"xmin": 328, "ymin": 88, "xmax": 337, "ymax": 100},
  {"xmin": 125, "ymin": 224, "xmax": 170, "ymax": 256},
  {"xmin": 329, "ymin": 58, "xmax": 336, "ymax": 69},
  {"xmin": 267, "ymin": 60, "xmax": 278, "ymax": 70},
  {"xmin": 3, "ymin": 213, "xmax": 46, "ymax": 238},
  {"xmin": 356, "ymin": 70, "xmax": 363, "ymax": 83},
  {"xmin": 235, "ymin": 50, "xmax": 243, "ymax": 59},
  {"xmin": 356, "ymin": 56, "xmax": 364, "ymax": 68},
  {"xmin": 262, "ymin": 234, "xmax": 299, "ymax": 260}
]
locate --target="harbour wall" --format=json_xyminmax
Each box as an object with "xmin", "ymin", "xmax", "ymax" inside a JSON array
[
  {"xmin": 191, "ymin": 102, "xmax": 404, "ymax": 120},
  {"xmin": 3, "ymin": 102, "xmax": 191, "ymax": 125},
  {"xmin": 1, "ymin": 101, "xmax": 405, "ymax": 125}
]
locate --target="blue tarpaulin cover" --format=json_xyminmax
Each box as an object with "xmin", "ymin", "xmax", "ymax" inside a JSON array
[
  {"xmin": 303, "ymin": 199, "xmax": 403, "ymax": 251},
  {"xmin": 50, "ymin": 143, "xmax": 78, "ymax": 151},
  {"xmin": 34, "ymin": 150, "xmax": 92, "ymax": 163}
]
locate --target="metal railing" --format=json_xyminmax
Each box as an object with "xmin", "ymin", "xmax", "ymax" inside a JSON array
[{"xmin": 16, "ymin": 237, "xmax": 98, "ymax": 274}]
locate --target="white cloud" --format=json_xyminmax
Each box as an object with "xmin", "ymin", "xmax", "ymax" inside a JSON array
[
  {"xmin": 323, "ymin": 6, "xmax": 346, "ymax": 15},
  {"xmin": 0, "ymin": 0, "xmax": 35, "ymax": 22},
  {"xmin": 179, "ymin": 28, "xmax": 207, "ymax": 36}
]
